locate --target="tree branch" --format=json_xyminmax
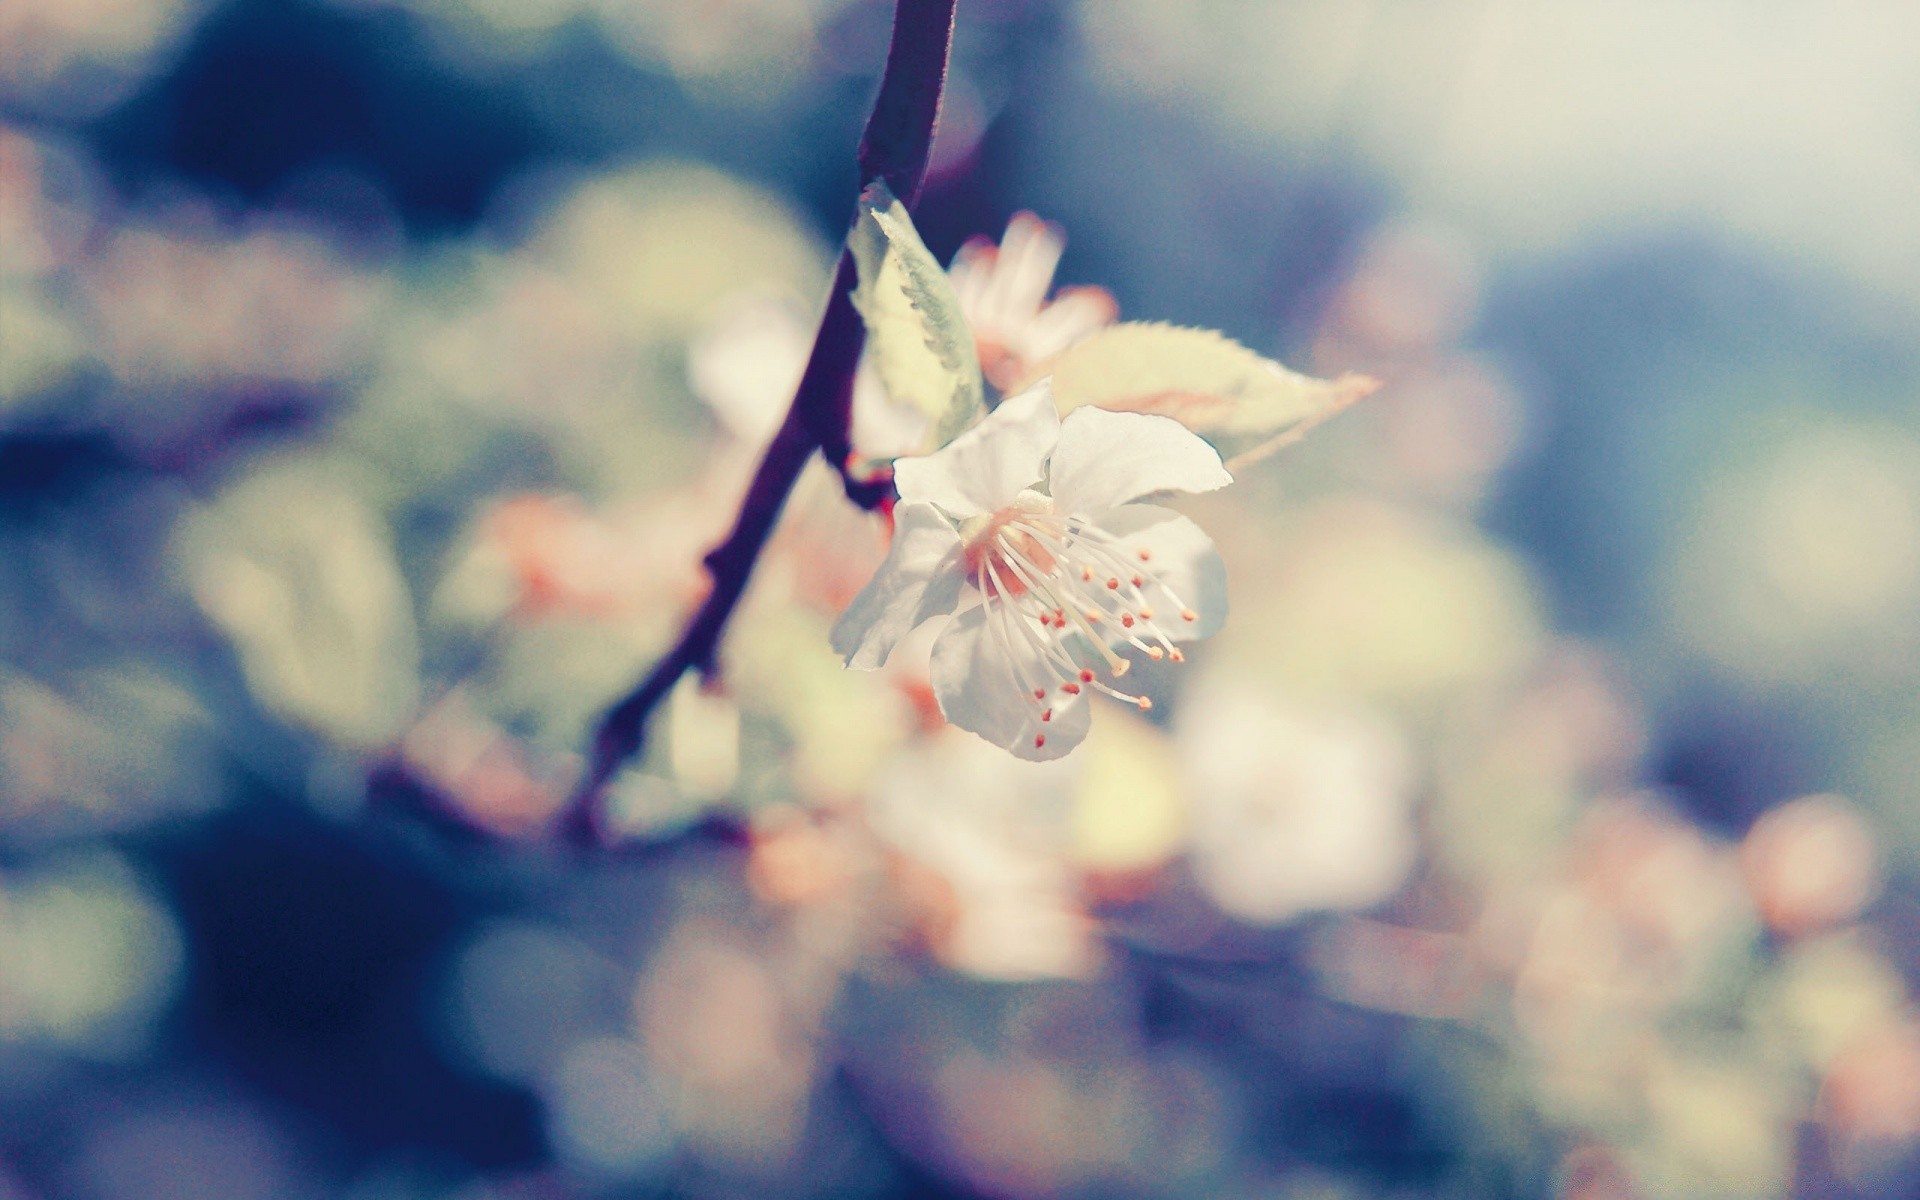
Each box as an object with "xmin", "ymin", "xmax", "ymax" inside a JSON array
[{"xmin": 561, "ymin": 0, "xmax": 958, "ymax": 846}]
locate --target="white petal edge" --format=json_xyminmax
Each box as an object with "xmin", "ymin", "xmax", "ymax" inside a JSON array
[
  {"xmin": 831, "ymin": 501, "xmax": 966, "ymax": 669},
  {"xmin": 1046, "ymin": 405, "xmax": 1231, "ymax": 515},
  {"xmin": 1092, "ymin": 504, "xmax": 1228, "ymax": 641},
  {"xmin": 893, "ymin": 380, "xmax": 1060, "ymax": 518},
  {"xmin": 930, "ymin": 603, "xmax": 1092, "ymax": 760}
]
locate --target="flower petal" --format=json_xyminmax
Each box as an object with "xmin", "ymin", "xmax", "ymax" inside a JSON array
[
  {"xmin": 893, "ymin": 380, "xmax": 1059, "ymax": 518},
  {"xmin": 1093, "ymin": 504, "xmax": 1227, "ymax": 641},
  {"xmin": 931, "ymin": 603, "xmax": 1092, "ymax": 760},
  {"xmin": 831, "ymin": 501, "xmax": 966, "ymax": 669},
  {"xmin": 1046, "ymin": 406, "xmax": 1231, "ymax": 515}
]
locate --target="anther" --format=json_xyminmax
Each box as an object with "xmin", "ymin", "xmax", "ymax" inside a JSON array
[
  {"xmin": 1111, "ymin": 660, "xmax": 1131, "ymax": 678},
  {"xmin": 1131, "ymin": 575, "xmax": 1144, "ymax": 587},
  {"xmin": 1079, "ymin": 669, "xmax": 1095, "ymax": 683},
  {"xmin": 1106, "ymin": 577, "xmax": 1120, "ymax": 590},
  {"xmin": 1169, "ymin": 648, "xmax": 1186, "ymax": 663},
  {"xmin": 1147, "ymin": 646, "xmax": 1163, "ymax": 660},
  {"xmin": 1181, "ymin": 609, "xmax": 1198, "ymax": 622},
  {"xmin": 1034, "ymin": 734, "xmax": 1046, "ymax": 749},
  {"xmin": 1136, "ymin": 697, "xmax": 1153, "ymax": 712},
  {"xmin": 1082, "ymin": 567, "xmax": 1093, "ymax": 581},
  {"xmin": 1137, "ymin": 548, "xmax": 1152, "ymax": 561},
  {"xmin": 1041, "ymin": 709, "xmax": 1052, "ymax": 722},
  {"xmin": 1061, "ymin": 682, "xmax": 1082, "ymax": 694},
  {"xmin": 1138, "ymin": 607, "xmax": 1153, "ymax": 620},
  {"xmin": 1033, "ymin": 688, "xmax": 1047, "ymax": 701},
  {"xmin": 1121, "ymin": 614, "xmax": 1135, "ymax": 628}
]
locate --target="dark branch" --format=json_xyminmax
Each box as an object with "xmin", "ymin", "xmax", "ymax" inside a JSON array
[{"xmin": 562, "ymin": 0, "xmax": 957, "ymax": 846}]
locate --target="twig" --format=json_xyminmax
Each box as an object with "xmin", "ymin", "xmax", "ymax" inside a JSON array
[{"xmin": 562, "ymin": 0, "xmax": 958, "ymax": 846}]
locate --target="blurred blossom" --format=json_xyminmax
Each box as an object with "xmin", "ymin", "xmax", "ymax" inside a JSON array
[
  {"xmin": 434, "ymin": 490, "xmax": 716, "ymax": 628},
  {"xmin": 358, "ymin": 163, "xmax": 822, "ymax": 493},
  {"xmin": 400, "ymin": 689, "xmax": 570, "ymax": 838},
  {"xmin": 1436, "ymin": 646, "xmax": 1645, "ymax": 878},
  {"xmin": 1179, "ymin": 674, "xmax": 1417, "ymax": 925},
  {"xmin": 0, "ymin": 127, "xmax": 100, "ymax": 279},
  {"xmin": 1508, "ymin": 794, "xmax": 1763, "ymax": 1150},
  {"xmin": 686, "ymin": 290, "xmax": 826, "ymax": 446},
  {"xmin": 1362, "ymin": 355, "xmax": 1527, "ymax": 508},
  {"xmin": 0, "ymin": 854, "xmax": 183, "ymax": 1056},
  {"xmin": 949, "ymin": 212, "xmax": 1119, "ymax": 395},
  {"xmin": 868, "ymin": 731, "xmax": 1097, "ymax": 980},
  {"xmin": 1318, "ymin": 223, "xmax": 1484, "ymax": 360},
  {"xmin": 592, "ymin": 0, "xmax": 854, "ymax": 104},
  {"xmin": 1314, "ymin": 223, "xmax": 1528, "ymax": 509},
  {"xmin": 686, "ymin": 290, "xmax": 925, "ymax": 459},
  {"xmin": 527, "ymin": 164, "xmax": 824, "ymax": 342},
  {"xmin": 1819, "ymin": 1015, "xmax": 1920, "ymax": 1183},
  {"xmin": 728, "ymin": 600, "xmax": 912, "ymax": 802},
  {"xmin": 0, "ymin": 0, "xmax": 205, "ymax": 115},
  {"xmin": 0, "ymin": 128, "xmax": 99, "ymax": 405},
  {"xmin": 1566, "ymin": 795, "xmax": 1754, "ymax": 973},
  {"xmin": 665, "ymin": 675, "xmax": 741, "ymax": 801},
  {"xmin": 177, "ymin": 459, "xmax": 421, "ymax": 748},
  {"xmin": 545, "ymin": 1036, "xmax": 674, "ymax": 1179},
  {"xmin": 1219, "ymin": 496, "xmax": 1543, "ymax": 705},
  {"xmin": 1068, "ymin": 706, "xmax": 1185, "ymax": 881},
  {"xmin": 1740, "ymin": 794, "xmax": 1882, "ymax": 938},
  {"xmin": 0, "ymin": 666, "xmax": 218, "ymax": 839},
  {"xmin": 375, "ymin": 0, "xmax": 858, "ymax": 101},
  {"xmin": 1312, "ymin": 919, "xmax": 1482, "ymax": 1019},
  {"xmin": 1761, "ymin": 932, "xmax": 1909, "ymax": 1071},
  {"xmin": 1632, "ymin": 1052, "xmax": 1794, "ymax": 1200},
  {"xmin": 79, "ymin": 208, "xmax": 380, "ymax": 448},
  {"xmin": 447, "ymin": 919, "xmax": 626, "ymax": 1085},
  {"xmin": 635, "ymin": 921, "xmax": 814, "ymax": 1169},
  {"xmin": 747, "ymin": 803, "xmax": 875, "ymax": 912},
  {"xmin": 1667, "ymin": 423, "xmax": 1920, "ymax": 681},
  {"xmin": 864, "ymin": 989, "xmax": 1226, "ymax": 1198}
]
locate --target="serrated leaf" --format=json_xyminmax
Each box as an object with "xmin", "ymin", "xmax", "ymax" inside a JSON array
[
  {"xmin": 847, "ymin": 180, "xmax": 985, "ymax": 450},
  {"xmin": 1047, "ymin": 322, "xmax": 1377, "ymax": 471}
]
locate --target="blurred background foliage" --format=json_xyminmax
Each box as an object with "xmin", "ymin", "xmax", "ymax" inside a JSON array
[{"xmin": 3, "ymin": 1, "xmax": 1920, "ymax": 1197}]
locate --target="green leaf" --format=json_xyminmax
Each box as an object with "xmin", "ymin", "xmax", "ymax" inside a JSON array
[
  {"xmin": 847, "ymin": 180, "xmax": 985, "ymax": 450},
  {"xmin": 1047, "ymin": 322, "xmax": 1378, "ymax": 471}
]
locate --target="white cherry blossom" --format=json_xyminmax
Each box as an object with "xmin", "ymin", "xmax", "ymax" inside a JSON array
[
  {"xmin": 949, "ymin": 213, "xmax": 1118, "ymax": 393},
  {"xmin": 831, "ymin": 382, "xmax": 1231, "ymax": 760}
]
